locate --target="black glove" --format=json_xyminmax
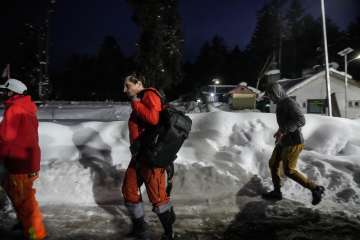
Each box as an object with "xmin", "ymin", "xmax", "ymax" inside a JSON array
[
  {"xmin": 130, "ymin": 139, "xmax": 141, "ymax": 156},
  {"xmin": 127, "ymin": 93, "xmax": 140, "ymax": 101}
]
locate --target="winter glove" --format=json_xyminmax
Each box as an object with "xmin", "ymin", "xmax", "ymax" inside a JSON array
[
  {"xmin": 130, "ymin": 139, "xmax": 141, "ymax": 156},
  {"xmin": 274, "ymin": 129, "xmax": 284, "ymax": 144},
  {"xmin": 128, "ymin": 94, "xmax": 140, "ymax": 102},
  {"xmin": 131, "ymin": 96, "xmax": 140, "ymax": 102}
]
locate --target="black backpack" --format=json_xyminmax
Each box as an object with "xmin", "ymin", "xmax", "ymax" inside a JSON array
[{"xmin": 134, "ymin": 89, "xmax": 192, "ymax": 168}]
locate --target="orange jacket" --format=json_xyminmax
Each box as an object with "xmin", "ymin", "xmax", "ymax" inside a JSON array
[
  {"xmin": 0, "ymin": 95, "xmax": 41, "ymax": 174},
  {"xmin": 128, "ymin": 88, "xmax": 162, "ymax": 143}
]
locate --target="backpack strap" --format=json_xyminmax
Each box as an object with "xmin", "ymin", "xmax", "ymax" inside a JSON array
[
  {"xmin": 137, "ymin": 88, "xmax": 175, "ymax": 188},
  {"xmin": 138, "ymin": 88, "xmax": 165, "ymax": 106}
]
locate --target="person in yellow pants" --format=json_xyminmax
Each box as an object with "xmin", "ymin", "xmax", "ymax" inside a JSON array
[
  {"xmin": 0, "ymin": 79, "xmax": 47, "ymax": 239},
  {"xmin": 262, "ymin": 83, "xmax": 325, "ymax": 205}
]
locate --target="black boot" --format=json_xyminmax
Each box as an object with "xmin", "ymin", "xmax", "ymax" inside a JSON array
[
  {"xmin": 126, "ymin": 216, "xmax": 150, "ymax": 240},
  {"xmin": 311, "ymin": 185, "xmax": 325, "ymax": 205},
  {"xmin": 262, "ymin": 189, "xmax": 282, "ymax": 201},
  {"xmin": 158, "ymin": 207, "xmax": 176, "ymax": 240}
]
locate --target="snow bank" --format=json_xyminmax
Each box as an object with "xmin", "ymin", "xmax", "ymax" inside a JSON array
[{"xmin": 33, "ymin": 111, "xmax": 360, "ymax": 214}]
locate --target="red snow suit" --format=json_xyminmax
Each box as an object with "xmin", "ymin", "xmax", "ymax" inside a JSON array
[
  {"xmin": 122, "ymin": 88, "xmax": 170, "ymax": 207},
  {"xmin": 0, "ymin": 95, "xmax": 41, "ymax": 174},
  {"xmin": 0, "ymin": 95, "xmax": 47, "ymax": 239},
  {"xmin": 3, "ymin": 173, "xmax": 47, "ymax": 240}
]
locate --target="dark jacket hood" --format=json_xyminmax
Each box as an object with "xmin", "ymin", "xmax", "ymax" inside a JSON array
[{"xmin": 266, "ymin": 83, "xmax": 288, "ymax": 103}]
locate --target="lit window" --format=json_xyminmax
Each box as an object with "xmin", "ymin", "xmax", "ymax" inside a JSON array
[{"xmin": 307, "ymin": 99, "xmax": 326, "ymax": 114}]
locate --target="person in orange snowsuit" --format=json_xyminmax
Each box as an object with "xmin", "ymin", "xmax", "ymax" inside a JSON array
[
  {"xmin": 122, "ymin": 73, "xmax": 175, "ymax": 240},
  {"xmin": 0, "ymin": 79, "xmax": 47, "ymax": 240}
]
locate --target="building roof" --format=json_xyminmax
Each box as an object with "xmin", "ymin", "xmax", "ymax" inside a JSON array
[
  {"xmin": 277, "ymin": 68, "xmax": 358, "ymax": 94},
  {"xmin": 228, "ymin": 86, "xmax": 256, "ymax": 95},
  {"xmin": 201, "ymin": 83, "xmax": 261, "ymax": 96}
]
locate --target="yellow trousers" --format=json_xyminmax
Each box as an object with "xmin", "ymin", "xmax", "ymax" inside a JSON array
[{"xmin": 269, "ymin": 144, "xmax": 316, "ymax": 191}]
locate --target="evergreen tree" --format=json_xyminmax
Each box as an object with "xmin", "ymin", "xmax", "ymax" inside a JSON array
[
  {"xmin": 127, "ymin": 0, "xmax": 184, "ymax": 92},
  {"xmin": 58, "ymin": 54, "xmax": 96, "ymax": 100},
  {"xmin": 94, "ymin": 36, "xmax": 126, "ymax": 100},
  {"xmin": 282, "ymin": 0, "xmax": 306, "ymax": 77},
  {"xmin": 0, "ymin": 0, "xmax": 55, "ymax": 99},
  {"xmin": 225, "ymin": 45, "xmax": 245, "ymax": 85},
  {"xmin": 53, "ymin": 36, "xmax": 135, "ymax": 101},
  {"xmin": 312, "ymin": 17, "xmax": 343, "ymax": 70},
  {"xmin": 346, "ymin": 17, "xmax": 360, "ymax": 80},
  {"xmin": 246, "ymin": 0, "xmax": 287, "ymax": 87},
  {"xmin": 193, "ymin": 36, "xmax": 228, "ymax": 87},
  {"xmin": 299, "ymin": 15, "xmax": 323, "ymax": 69},
  {"xmin": 282, "ymin": 0, "xmax": 342, "ymax": 78}
]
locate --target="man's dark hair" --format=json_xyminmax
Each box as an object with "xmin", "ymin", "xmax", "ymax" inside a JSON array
[{"xmin": 125, "ymin": 72, "xmax": 146, "ymax": 86}]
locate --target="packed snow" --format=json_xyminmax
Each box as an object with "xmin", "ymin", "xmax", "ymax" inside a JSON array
[
  {"xmin": 31, "ymin": 111, "xmax": 360, "ymax": 210},
  {"xmin": 1, "ymin": 107, "xmax": 360, "ymax": 239}
]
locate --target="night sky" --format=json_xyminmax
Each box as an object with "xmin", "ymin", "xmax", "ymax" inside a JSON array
[{"xmin": 50, "ymin": 0, "xmax": 360, "ymax": 68}]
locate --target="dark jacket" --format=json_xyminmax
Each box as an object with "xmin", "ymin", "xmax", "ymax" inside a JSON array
[{"xmin": 267, "ymin": 83, "xmax": 305, "ymax": 146}]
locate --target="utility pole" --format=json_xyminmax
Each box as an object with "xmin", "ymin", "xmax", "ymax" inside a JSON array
[{"xmin": 320, "ymin": 0, "xmax": 332, "ymax": 116}]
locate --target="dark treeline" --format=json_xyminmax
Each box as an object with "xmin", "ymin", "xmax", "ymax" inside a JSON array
[
  {"xmin": 51, "ymin": 36, "xmax": 135, "ymax": 101},
  {"xmin": 0, "ymin": 0, "xmax": 54, "ymax": 99},
  {"xmin": 183, "ymin": 0, "xmax": 360, "ymax": 94},
  {"xmin": 0, "ymin": 0, "xmax": 359, "ymax": 101}
]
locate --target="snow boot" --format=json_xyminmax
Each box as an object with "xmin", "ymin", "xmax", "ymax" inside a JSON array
[
  {"xmin": 158, "ymin": 207, "xmax": 176, "ymax": 240},
  {"xmin": 311, "ymin": 185, "xmax": 325, "ymax": 205},
  {"xmin": 126, "ymin": 216, "xmax": 151, "ymax": 240},
  {"xmin": 262, "ymin": 189, "xmax": 282, "ymax": 201}
]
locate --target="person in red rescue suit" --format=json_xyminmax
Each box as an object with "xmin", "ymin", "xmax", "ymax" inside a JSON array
[
  {"xmin": 122, "ymin": 73, "xmax": 176, "ymax": 240},
  {"xmin": 0, "ymin": 78, "xmax": 47, "ymax": 240}
]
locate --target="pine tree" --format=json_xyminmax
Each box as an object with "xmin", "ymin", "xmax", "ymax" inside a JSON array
[
  {"xmin": 127, "ymin": 0, "xmax": 184, "ymax": 92},
  {"xmin": 193, "ymin": 36, "xmax": 228, "ymax": 87},
  {"xmin": 347, "ymin": 17, "xmax": 360, "ymax": 80},
  {"xmin": 282, "ymin": 0, "xmax": 342, "ymax": 78},
  {"xmin": 300, "ymin": 15, "xmax": 323, "ymax": 69},
  {"xmin": 246, "ymin": 0, "xmax": 287, "ymax": 87},
  {"xmin": 225, "ymin": 45, "xmax": 244, "ymax": 85},
  {"xmin": 95, "ymin": 36, "xmax": 126, "ymax": 100},
  {"xmin": 56, "ymin": 36, "xmax": 134, "ymax": 101},
  {"xmin": 0, "ymin": 0, "xmax": 56, "ymax": 99},
  {"xmin": 283, "ymin": 0, "xmax": 306, "ymax": 77}
]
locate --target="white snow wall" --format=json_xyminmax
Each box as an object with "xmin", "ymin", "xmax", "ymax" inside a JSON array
[{"xmin": 35, "ymin": 112, "xmax": 360, "ymax": 212}]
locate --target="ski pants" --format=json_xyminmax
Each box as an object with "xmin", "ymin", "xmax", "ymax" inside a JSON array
[
  {"xmin": 122, "ymin": 160, "xmax": 171, "ymax": 218},
  {"xmin": 2, "ymin": 173, "xmax": 47, "ymax": 240},
  {"xmin": 269, "ymin": 144, "xmax": 316, "ymax": 191}
]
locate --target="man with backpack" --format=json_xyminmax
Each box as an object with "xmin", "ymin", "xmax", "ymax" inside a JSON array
[
  {"xmin": 262, "ymin": 83, "xmax": 325, "ymax": 205},
  {"xmin": 122, "ymin": 73, "xmax": 177, "ymax": 240}
]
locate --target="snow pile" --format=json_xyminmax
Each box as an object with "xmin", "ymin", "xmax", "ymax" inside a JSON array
[{"xmin": 31, "ymin": 111, "xmax": 360, "ymax": 215}]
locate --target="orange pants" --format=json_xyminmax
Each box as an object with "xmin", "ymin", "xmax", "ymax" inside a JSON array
[
  {"xmin": 122, "ymin": 160, "xmax": 170, "ymax": 208},
  {"xmin": 2, "ymin": 173, "xmax": 47, "ymax": 240}
]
